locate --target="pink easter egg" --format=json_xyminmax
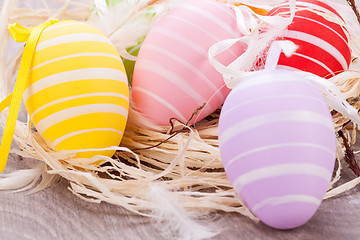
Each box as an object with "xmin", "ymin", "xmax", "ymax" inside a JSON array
[
  {"xmin": 132, "ymin": 0, "xmax": 245, "ymax": 126},
  {"xmin": 267, "ymin": 0, "xmax": 351, "ymax": 78},
  {"xmin": 219, "ymin": 70, "xmax": 336, "ymax": 229}
]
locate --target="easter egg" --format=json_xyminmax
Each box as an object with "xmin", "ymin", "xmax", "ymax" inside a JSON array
[
  {"xmin": 267, "ymin": 0, "xmax": 351, "ymax": 78},
  {"xmin": 24, "ymin": 21, "xmax": 129, "ymax": 158},
  {"xmin": 132, "ymin": 0, "xmax": 245, "ymax": 126},
  {"xmin": 218, "ymin": 70, "xmax": 336, "ymax": 229}
]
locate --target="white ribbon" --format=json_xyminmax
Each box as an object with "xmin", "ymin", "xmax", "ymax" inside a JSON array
[
  {"xmin": 209, "ymin": 0, "xmax": 296, "ymax": 89},
  {"xmin": 209, "ymin": 0, "xmax": 360, "ymax": 125},
  {"xmin": 264, "ymin": 40, "xmax": 298, "ymax": 70}
]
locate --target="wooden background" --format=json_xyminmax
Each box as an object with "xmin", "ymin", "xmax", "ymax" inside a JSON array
[{"xmin": 0, "ymin": 153, "xmax": 360, "ymax": 240}]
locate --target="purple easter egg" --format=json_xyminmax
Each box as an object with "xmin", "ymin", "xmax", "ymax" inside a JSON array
[{"xmin": 218, "ymin": 70, "xmax": 336, "ymax": 229}]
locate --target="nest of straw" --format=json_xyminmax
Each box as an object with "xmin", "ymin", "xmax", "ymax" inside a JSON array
[{"xmin": 1, "ymin": 0, "xmax": 360, "ymax": 222}]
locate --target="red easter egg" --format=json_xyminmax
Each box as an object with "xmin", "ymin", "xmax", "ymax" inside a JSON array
[{"xmin": 267, "ymin": 0, "xmax": 351, "ymax": 78}]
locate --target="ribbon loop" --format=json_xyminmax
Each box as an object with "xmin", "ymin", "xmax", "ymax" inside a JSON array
[
  {"xmin": 0, "ymin": 19, "xmax": 62, "ymax": 172},
  {"xmin": 8, "ymin": 19, "xmax": 60, "ymax": 43},
  {"xmin": 8, "ymin": 23, "xmax": 34, "ymax": 42}
]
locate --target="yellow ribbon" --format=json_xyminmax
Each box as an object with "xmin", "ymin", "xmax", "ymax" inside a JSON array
[{"xmin": 0, "ymin": 19, "xmax": 61, "ymax": 172}]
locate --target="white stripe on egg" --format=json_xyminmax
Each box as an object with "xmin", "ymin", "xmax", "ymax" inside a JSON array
[
  {"xmin": 251, "ymin": 194, "xmax": 321, "ymax": 213},
  {"xmin": 42, "ymin": 22, "xmax": 87, "ymax": 33},
  {"xmin": 151, "ymin": 27, "xmax": 208, "ymax": 58},
  {"xmin": 23, "ymin": 68, "xmax": 128, "ymax": 103},
  {"xmin": 276, "ymin": 65, "xmax": 305, "ymax": 72},
  {"xmin": 132, "ymin": 87, "xmax": 188, "ymax": 123},
  {"xmin": 36, "ymin": 33, "xmax": 110, "ymax": 51},
  {"xmin": 294, "ymin": 15, "xmax": 348, "ymax": 45},
  {"xmin": 275, "ymin": 2, "xmax": 340, "ymax": 17},
  {"xmin": 219, "ymin": 110, "xmax": 335, "ymax": 146},
  {"xmin": 51, "ymin": 128, "xmax": 124, "ymax": 149},
  {"xmin": 142, "ymin": 44, "xmax": 226, "ymax": 101},
  {"xmin": 134, "ymin": 59, "xmax": 209, "ymax": 107},
  {"xmin": 231, "ymin": 75, "xmax": 308, "ymax": 95},
  {"xmin": 167, "ymin": 15, "xmax": 239, "ymax": 59},
  {"xmin": 30, "ymin": 52, "xmax": 122, "ymax": 71},
  {"xmin": 36, "ymin": 104, "xmax": 128, "ymax": 134},
  {"xmin": 225, "ymin": 142, "xmax": 335, "ymax": 170},
  {"xmin": 283, "ymin": 30, "xmax": 348, "ymax": 69},
  {"xmin": 233, "ymin": 163, "xmax": 332, "ymax": 192},
  {"xmin": 30, "ymin": 92, "xmax": 129, "ymax": 121},
  {"xmin": 206, "ymin": 0, "xmax": 237, "ymax": 19},
  {"xmin": 221, "ymin": 94, "xmax": 325, "ymax": 117},
  {"xmin": 179, "ymin": 4, "xmax": 238, "ymax": 38},
  {"xmin": 291, "ymin": 52, "xmax": 335, "ymax": 76}
]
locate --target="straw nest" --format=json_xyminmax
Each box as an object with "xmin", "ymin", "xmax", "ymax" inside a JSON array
[{"xmin": 1, "ymin": 0, "xmax": 360, "ymax": 223}]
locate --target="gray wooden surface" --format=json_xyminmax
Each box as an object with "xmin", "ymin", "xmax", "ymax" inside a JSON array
[{"xmin": 0, "ymin": 150, "xmax": 360, "ymax": 240}]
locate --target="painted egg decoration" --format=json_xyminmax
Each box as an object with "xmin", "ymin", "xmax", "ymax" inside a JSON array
[
  {"xmin": 267, "ymin": 0, "xmax": 351, "ymax": 78},
  {"xmin": 24, "ymin": 21, "xmax": 129, "ymax": 158},
  {"xmin": 132, "ymin": 0, "xmax": 245, "ymax": 126},
  {"xmin": 218, "ymin": 70, "xmax": 336, "ymax": 229}
]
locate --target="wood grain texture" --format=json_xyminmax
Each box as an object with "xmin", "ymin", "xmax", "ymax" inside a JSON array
[{"xmin": 0, "ymin": 153, "xmax": 360, "ymax": 240}]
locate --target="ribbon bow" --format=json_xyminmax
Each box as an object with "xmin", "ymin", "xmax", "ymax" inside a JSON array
[{"xmin": 0, "ymin": 19, "xmax": 61, "ymax": 172}]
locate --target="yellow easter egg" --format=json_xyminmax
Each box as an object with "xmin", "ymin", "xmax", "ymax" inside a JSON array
[{"xmin": 24, "ymin": 21, "xmax": 129, "ymax": 158}]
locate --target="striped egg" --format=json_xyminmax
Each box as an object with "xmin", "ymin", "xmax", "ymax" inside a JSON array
[
  {"xmin": 132, "ymin": 0, "xmax": 245, "ymax": 126},
  {"xmin": 267, "ymin": 0, "xmax": 351, "ymax": 78},
  {"xmin": 219, "ymin": 70, "xmax": 336, "ymax": 229},
  {"xmin": 25, "ymin": 21, "xmax": 129, "ymax": 158}
]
